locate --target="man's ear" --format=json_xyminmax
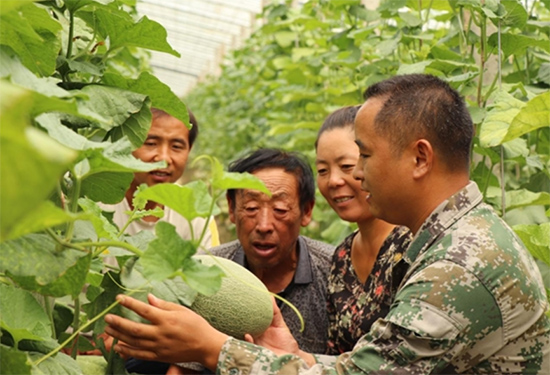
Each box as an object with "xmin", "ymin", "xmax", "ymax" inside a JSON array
[
  {"xmin": 412, "ymin": 139, "xmax": 433, "ymax": 179},
  {"xmin": 227, "ymin": 194, "xmax": 236, "ymax": 223},
  {"xmin": 300, "ymin": 200, "xmax": 314, "ymax": 227}
]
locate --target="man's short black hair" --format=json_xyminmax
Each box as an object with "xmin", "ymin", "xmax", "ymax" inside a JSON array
[{"xmin": 227, "ymin": 148, "xmax": 315, "ymax": 213}]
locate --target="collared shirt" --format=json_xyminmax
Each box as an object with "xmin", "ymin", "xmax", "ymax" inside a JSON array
[
  {"xmin": 216, "ymin": 182, "xmax": 550, "ymax": 375},
  {"xmin": 207, "ymin": 236, "xmax": 334, "ymax": 354}
]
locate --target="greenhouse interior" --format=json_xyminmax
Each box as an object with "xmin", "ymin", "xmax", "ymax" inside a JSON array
[{"xmin": 1, "ymin": 0, "xmax": 549, "ymax": 374}]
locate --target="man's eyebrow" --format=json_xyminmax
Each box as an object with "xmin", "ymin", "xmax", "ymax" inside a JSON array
[
  {"xmin": 171, "ymin": 138, "xmax": 187, "ymax": 144},
  {"xmin": 355, "ymin": 139, "xmax": 364, "ymax": 148},
  {"xmin": 242, "ymin": 190, "xmax": 288, "ymax": 199}
]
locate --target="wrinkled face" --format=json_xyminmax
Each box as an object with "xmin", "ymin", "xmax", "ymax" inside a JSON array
[
  {"xmin": 353, "ymin": 98, "xmax": 409, "ymax": 224},
  {"xmin": 229, "ymin": 168, "xmax": 313, "ymax": 271},
  {"xmin": 132, "ymin": 115, "xmax": 191, "ymax": 187},
  {"xmin": 315, "ymin": 127, "xmax": 372, "ymax": 224}
]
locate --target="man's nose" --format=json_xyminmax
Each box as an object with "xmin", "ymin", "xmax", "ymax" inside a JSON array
[
  {"xmin": 352, "ymin": 163, "xmax": 363, "ymax": 181},
  {"xmin": 153, "ymin": 145, "xmax": 171, "ymax": 164},
  {"xmin": 256, "ymin": 208, "xmax": 274, "ymax": 233}
]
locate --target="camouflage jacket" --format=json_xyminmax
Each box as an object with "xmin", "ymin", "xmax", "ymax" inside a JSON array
[{"xmin": 216, "ymin": 182, "xmax": 550, "ymax": 375}]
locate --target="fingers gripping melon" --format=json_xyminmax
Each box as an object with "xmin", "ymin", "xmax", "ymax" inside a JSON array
[{"xmin": 191, "ymin": 255, "xmax": 273, "ymax": 339}]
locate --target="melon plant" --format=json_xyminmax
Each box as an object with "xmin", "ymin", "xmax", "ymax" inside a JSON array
[{"xmin": 191, "ymin": 255, "xmax": 274, "ymax": 339}]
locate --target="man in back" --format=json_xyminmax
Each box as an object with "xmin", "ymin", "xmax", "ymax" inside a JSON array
[{"xmin": 207, "ymin": 148, "xmax": 333, "ymax": 353}]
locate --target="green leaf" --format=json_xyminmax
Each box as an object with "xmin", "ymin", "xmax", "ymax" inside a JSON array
[
  {"xmin": 208, "ymin": 157, "xmax": 270, "ymax": 194},
  {"xmin": 5, "ymin": 201, "xmax": 88, "ymax": 241},
  {"xmin": 121, "ymin": 257, "xmax": 198, "ymax": 311},
  {"xmin": 136, "ymin": 181, "xmax": 218, "ymax": 221},
  {"xmin": 78, "ymin": 197, "xmax": 119, "ymax": 239},
  {"xmin": 76, "ymin": 84, "xmax": 152, "ymax": 147},
  {"xmin": 516, "ymin": 223, "xmax": 550, "ymax": 265},
  {"xmin": 506, "ymin": 190, "xmax": 550, "ymax": 212},
  {"xmin": 78, "ymin": 5, "xmax": 180, "ymax": 56},
  {"xmin": 106, "ymin": 96, "xmax": 152, "ymax": 148},
  {"xmin": 0, "ymin": 234, "xmax": 91, "ymax": 297},
  {"xmin": 102, "ymin": 71, "xmax": 189, "ymax": 127},
  {"xmin": 0, "ymin": 47, "xmax": 71, "ymax": 98},
  {"xmin": 274, "ymin": 31, "xmax": 297, "ymax": 48},
  {"xmin": 178, "ymin": 256, "xmax": 225, "ymax": 297},
  {"xmin": 0, "ymin": 283, "xmax": 52, "ymax": 344},
  {"xmin": 140, "ymin": 222, "xmax": 197, "ymax": 280},
  {"xmin": 479, "ymin": 89, "xmax": 525, "ymax": 147},
  {"xmin": 398, "ymin": 11, "xmax": 422, "ymax": 27},
  {"xmin": 0, "ymin": 344, "xmax": 31, "ymax": 375},
  {"xmin": 502, "ymin": 92, "xmax": 550, "ymax": 143},
  {"xmin": 498, "ymin": 0, "xmax": 528, "ymax": 28},
  {"xmin": 81, "ymin": 171, "xmax": 134, "ymax": 204},
  {"xmin": 396, "ymin": 60, "xmax": 433, "ymax": 75},
  {"xmin": 537, "ymin": 63, "xmax": 550, "ymax": 85},
  {"xmin": 0, "ymin": 3, "xmax": 62, "ymax": 76},
  {"xmin": 489, "ymin": 33, "xmax": 550, "ymax": 59},
  {"xmin": 75, "ymin": 137, "xmax": 163, "ymax": 179},
  {"xmin": 0, "ymin": 82, "xmax": 77, "ymax": 241},
  {"xmin": 28, "ymin": 350, "xmax": 82, "ymax": 375},
  {"xmin": 64, "ymin": 0, "xmax": 112, "ymax": 13}
]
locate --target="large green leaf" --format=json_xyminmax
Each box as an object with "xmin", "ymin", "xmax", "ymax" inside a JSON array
[
  {"xmin": 0, "ymin": 284, "xmax": 51, "ymax": 345},
  {"xmin": 77, "ymin": 4, "xmax": 180, "ymax": 56},
  {"xmin": 28, "ymin": 351, "xmax": 82, "ymax": 375},
  {"xmin": 78, "ymin": 197, "xmax": 119, "ymax": 239},
  {"xmin": 505, "ymin": 189, "xmax": 550, "ymax": 212},
  {"xmin": 0, "ymin": 234, "xmax": 91, "ymax": 297},
  {"xmin": 106, "ymin": 96, "xmax": 152, "ymax": 148},
  {"xmin": 0, "ymin": 345, "xmax": 31, "ymax": 375},
  {"xmin": 121, "ymin": 257, "xmax": 198, "ymax": 312},
  {"xmin": 0, "ymin": 47, "xmax": 71, "ymax": 98},
  {"xmin": 0, "ymin": 3, "xmax": 61, "ymax": 76},
  {"xmin": 513, "ymin": 223, "xmax": 550, "ymax": 266},
  {"xmin": 489, "ymin": 33, "xmax": 550, "ymax": 59},
  {"xmin": 207, "ymin": 156, "xmax": 271, "ymax": 193},
  {"xmin": 136, "ymin": 181, "xmax": 218, "ymax": 221},
  {"xmin": 5, "ymin": 201, "xmax": 88, "ymax": 241},
  {"xmin": 102, "ymin": 71, "xmax": 189, "ymax": 127},
  {"xmin": 0, "ymin": 82, "xmax": 77, "ymax": 241},
  {"xmin": 76, "ymin": 84, "xmax": 151, "ymax": 147},
  {"xmin": 502, "ymin": 92, "xmax": 550, "ymax": 143},
  {"xmin": 479, "ymin": 89, "xmax": 526, "ymax": 147},
  {"xmin": 75, "ymin": 137, "xmax": 163, "ymax": 179},
  {"xmin": 139, "ymin": 221, "xmax": 197, "ymax": 281}
]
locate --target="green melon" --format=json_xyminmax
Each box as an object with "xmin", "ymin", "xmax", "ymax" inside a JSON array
[{"xmin": 191, "ymin": 255, "xmax": 273, "ymax": 339}]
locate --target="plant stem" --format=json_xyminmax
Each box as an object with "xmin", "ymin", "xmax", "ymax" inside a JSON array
[
  {"xmin": 31, "ymin": 298, "xmax": 123, "ymax": 367},
  {"xmin": 65, "ymin": 169, "xmax": 81, "ymax": 242},
  {"xmin": 84, "ymin": 241, "xmax": 144, "ymax": 257},
  {"xmin": 66, "ymin": 10, "xmax": 74, "ymax": 59},
  {"xmin": 476, "ymin": 12, "xmax": 487, "ymax": 107},
  {"xmin": 500, "ymin": 146, "xmax": 507, "ymax": 218},
  {"xmin": 69, "ymin": 297, "xmax": 80, "ymax": 359}
]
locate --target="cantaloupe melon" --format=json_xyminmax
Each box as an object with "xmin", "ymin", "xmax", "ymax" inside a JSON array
[{"xmin": 191, "ymin": 255, "xmax": 273, "ymax": 339}]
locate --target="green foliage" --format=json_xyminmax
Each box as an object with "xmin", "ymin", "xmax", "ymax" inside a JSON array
[{"xmin": 0, "ymin": 1, "xmax": 268, "ymax": 373}]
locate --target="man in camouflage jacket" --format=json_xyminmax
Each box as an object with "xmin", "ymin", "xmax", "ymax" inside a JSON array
[{"xmin": 105, "ymin": 74, "xmax": 550, "ymax": 374}]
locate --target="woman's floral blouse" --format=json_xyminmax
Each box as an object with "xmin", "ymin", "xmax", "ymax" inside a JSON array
[{"xmin": 326, "ymin": 226, "xmax": 412, "ymax": 354}]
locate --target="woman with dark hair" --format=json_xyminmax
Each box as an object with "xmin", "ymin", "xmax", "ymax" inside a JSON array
[{"xmin": 315, "ymin": 106, "xmax": 412, "ymax": 354}]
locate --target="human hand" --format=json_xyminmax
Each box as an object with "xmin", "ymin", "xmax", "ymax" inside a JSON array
[
  {"xmin": 243, "ymin": 298, "xmax": 300, "ymax": 356},
  {"xmin": 104, "ymin": 294, "xmax": 228, "ymax": 370}
]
